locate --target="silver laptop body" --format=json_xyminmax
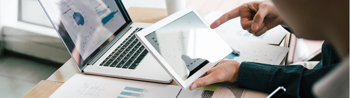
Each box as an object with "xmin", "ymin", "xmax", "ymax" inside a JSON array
[{"xmin": 39, "ymin": 0, "xmax": 172, "ymax": 83}]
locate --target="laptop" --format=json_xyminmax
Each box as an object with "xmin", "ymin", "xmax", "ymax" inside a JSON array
[{"xmin": 39, "ymin": 0, "xmax": 172, "ymax": 83}]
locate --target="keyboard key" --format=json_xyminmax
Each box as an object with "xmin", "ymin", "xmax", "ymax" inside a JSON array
[
  {"xmin": 103, "ymin": 63, "xmax": 109, "ymax": 67},
  {"xmin": 110, "ymin": 56, "xmax": 117, "ymax": 60},
  {"xmin": 125, "ymin": 49, "xmax": 130, "ymax": 52},
  {"xmin": 100, "ymin": 61, "xmax": 106, "ymax": 65},
  {"xmin": 110, "ymin": 61, "xmax": 118, "ymax": 67},
  {"xmin": 130, "ymin": 56, "xmax": 137, "ymax": 60},
  {"xmin": 131, "ymin": 48, "xmax": 136, "ymax": 52},
  {"xmin": 140, "ymin": 50, "xmax": 148, "ymax": 56},
  {"xmin": 129, "ymin": 65, "xmax": 137, "ymax": 69},
  {"xmin": 105, "ymin": 60, "xmax": 112, "ymax": 64},
  {"xmin": 120, "ymin": 53, "xmax": 125, "ymax": 56},
  {"xmin": 116, "ymin": 57, "xmax": 121, "ymax": 61},
  {"xmin": 110, "ymin": 64, "xmax": 117, "ymax": 67},
  {"xmin": 126, "ymin": 54, "xmax": 131, "ymax": 58},
  {"xmin": 122, "ymin": 62, "xmax": 132, "ymax": 68},
  {"xmin": 116, "ymin": 63, "xmax": 123, "ymax": 68},
  {"xmin": 133, "ymin": 62, "xmax": 139, "ymax": 66},
  {"xmin": 134, "ymin": 59, "xmax": 142, "ymax": 63}
]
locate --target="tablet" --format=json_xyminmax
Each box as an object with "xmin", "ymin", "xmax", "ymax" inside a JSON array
[{"xmin": 136, "ymin": 7, "xmax": 232, "ymax": 89}]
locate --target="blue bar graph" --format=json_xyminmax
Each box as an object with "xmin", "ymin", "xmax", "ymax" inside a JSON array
[
  {"xmin": 242, "ymin": 31, "xmax": 266, "ymax": 39},
  {"xmin": 124, "ymin": 86, "xmax": 144, "ymax": 92},
  {"xmin": 120, "ymin": 91, "xmax": 140, "ymax": 97},
  {"xmin": 243, "ymin": 32, "xmax": 251, "ymax": 37},
  {"xmin": 226, "ymin": 52, "xmax": 240, "ymax": 59},
  {"xmin": 258, "ymin": 33, "xmax": 266, "ymax": 39},
  {"xmin": 101, "ymin": 10, "xmax": 118, "ymax": 25}
]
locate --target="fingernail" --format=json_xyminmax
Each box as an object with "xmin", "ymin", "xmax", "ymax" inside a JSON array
[
  {"xmin": 252, "ymin": 23, "xmax": 258, "ymax": 30},
  {"xmin": 191, "ymin": 84, "xmax": 197, "ymax": 90}
]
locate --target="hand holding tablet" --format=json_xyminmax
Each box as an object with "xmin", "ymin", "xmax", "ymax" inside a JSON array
[{"xmin": 136, "ymin": 7, "xmax": 232, "ymax": 89}]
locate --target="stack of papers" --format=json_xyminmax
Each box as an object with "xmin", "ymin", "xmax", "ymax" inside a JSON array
[
  {"xmin": 49, "ymin": 74, "xmax": 181, "ymax": 98},
  {"xmin": 204, "ymin": 11, "xmax": 288, "ymax": 45},
  {"xmin": 204, "ymin": 11, "xmax": 289, "ymax": 65}
]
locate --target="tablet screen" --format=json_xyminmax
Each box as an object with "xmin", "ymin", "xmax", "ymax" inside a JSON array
[{"xmin": 144, "ymin": 12, "xmax": 231, "ymax": 81}]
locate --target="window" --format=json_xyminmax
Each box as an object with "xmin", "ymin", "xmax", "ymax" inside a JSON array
[
  {"xmin": 18, "ymin": 0, "xmax": 166, "ymax": 28},
  {"xmin": 19, "ymin": 0, "xmax": 52, "ymax": 27}
]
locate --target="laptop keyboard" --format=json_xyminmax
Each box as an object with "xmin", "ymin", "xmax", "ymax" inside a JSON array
[{"xmin": 99, "ymin": 28, "xmax": 148, "ymax": 69}]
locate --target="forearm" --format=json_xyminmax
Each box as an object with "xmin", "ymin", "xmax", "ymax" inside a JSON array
[
  {"xmin": 237, "ymin": 62, "xmax": 305, "ymax": 97},
  {"xmin": 237, "ymin": 61, "xmax": 338, "ymax": 98}
]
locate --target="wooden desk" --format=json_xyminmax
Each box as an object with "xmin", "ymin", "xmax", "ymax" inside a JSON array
[{"xmin": 23, "ymin": 81, "xmax": 63, "ymax": 98}]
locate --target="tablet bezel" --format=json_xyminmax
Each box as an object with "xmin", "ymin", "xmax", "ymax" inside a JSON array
[{"xmin": 135, "ymin": 7, "xmax": 232, "ymax": 89}]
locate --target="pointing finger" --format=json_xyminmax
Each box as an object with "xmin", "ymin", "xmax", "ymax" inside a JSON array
[{"xmin": 210, "ymin": 6, "xmax": 242, "ymax": 29}]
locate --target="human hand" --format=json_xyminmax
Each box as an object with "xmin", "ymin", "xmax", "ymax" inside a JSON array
[
  {"xmin": 210, "ymin": 0, "xmax": 283, "ymax": 36},
  {"xmin": 189, "ymin": 60, "xmax": 240, "ymax": 90}
]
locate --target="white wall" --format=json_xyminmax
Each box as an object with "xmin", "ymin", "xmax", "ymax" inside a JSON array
[
  {"xmin": 0, "ymin": 0, "xmax": 168, "ymax": 63},
  {"xmin": 0, "ymin": 0, "xmax": 70, "ymax": 63},
  {"xmin": 0, "ymin": 0, "xmax": 4, "ymax": 55}
]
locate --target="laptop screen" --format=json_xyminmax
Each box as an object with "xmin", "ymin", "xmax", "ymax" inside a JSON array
[{"xmin": 39, "ymin": 0, "xmax": 131, "ymax": 69}]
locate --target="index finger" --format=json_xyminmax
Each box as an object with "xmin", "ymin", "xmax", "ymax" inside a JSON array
[{"xmin": 210, "ymin": 6, "xmax": 242, "ymax": 29}]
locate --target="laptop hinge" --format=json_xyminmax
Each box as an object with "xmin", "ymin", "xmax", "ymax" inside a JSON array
[{"xmin": 86, "ymin": 22, "xmax": 134, "ymax": 67}]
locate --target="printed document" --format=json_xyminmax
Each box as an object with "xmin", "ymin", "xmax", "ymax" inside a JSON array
[
  {"xmin": 49, "ymin": 74, "xmax": 181, "ymax": 98},
  {"xmin": 225, "ymin": 39, "xmax": 289, "ymax": 65}
]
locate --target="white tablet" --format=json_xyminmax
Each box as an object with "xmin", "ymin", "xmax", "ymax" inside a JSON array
[{"xmin": 135, "ymin": 7, "xmax": 232, "ymax": 89}]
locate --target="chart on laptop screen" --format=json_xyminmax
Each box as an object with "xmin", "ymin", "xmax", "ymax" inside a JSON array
[{"xmin": 58, "ymin": 0, "xmax": 126, "ymax": 59}]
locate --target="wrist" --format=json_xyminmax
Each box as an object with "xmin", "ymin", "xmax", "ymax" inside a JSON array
[{"xmin": 232, "ymin": 61, "xmax": 241, "ymax": 82}]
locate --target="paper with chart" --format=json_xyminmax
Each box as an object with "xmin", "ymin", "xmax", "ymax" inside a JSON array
[
  {"xmin": 204, "ymin": 11, "xmax": 288, "ymax": 45},
  {"xmin": 225, "ymin": 39, "xmax": 289, "ymax": 65},
  {"xmin": 49, "ymin": 74, "xmax": 181, "ymax": 98},
  {"xmin": 58, "ymin": 0, "xmax": 126, "ymax": 59},
  {"xmin": 178, "ymin": 83, "xmax": 268, "ymax": 98}
]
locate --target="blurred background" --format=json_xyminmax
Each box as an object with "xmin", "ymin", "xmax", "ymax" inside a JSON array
[{"xmin": 0, "ymin": 0, "xmax": 322, "ymax": 98}]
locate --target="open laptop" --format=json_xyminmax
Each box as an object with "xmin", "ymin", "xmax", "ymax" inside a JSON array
[{"xmin": 39, "ymin": 0, "xmax": 172, "ymax": 83}]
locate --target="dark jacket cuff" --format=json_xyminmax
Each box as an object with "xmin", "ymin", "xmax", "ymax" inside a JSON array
[{"xmin": 237, "ymin": 62, "xmax": 272, "ymax": 92}]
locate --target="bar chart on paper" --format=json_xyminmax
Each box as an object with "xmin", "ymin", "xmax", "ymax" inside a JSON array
[
  {"xmin": 49, "ymin": 74, "xmax": 181, "ymax": 98},
  {"xmin": 238, "ymin": 31, "xmax": 266, "ymax": 39},
  {"xmin": 118, "ymin": 86, "xmax": 146, "ymax": 98}
]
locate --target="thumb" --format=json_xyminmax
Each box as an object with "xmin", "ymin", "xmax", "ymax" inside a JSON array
[
  {"xmin": 190, "ymin": 73, "xmax": 218, "ymax": 90},
  {"xmin": 251, "ymin": 5, "xmax": 269, "ymax": 31}
]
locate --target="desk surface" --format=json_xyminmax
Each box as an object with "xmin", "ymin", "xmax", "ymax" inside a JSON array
[{"xmin": 23, "ymin": 81, "xmax": 63, "ymax": 98}]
